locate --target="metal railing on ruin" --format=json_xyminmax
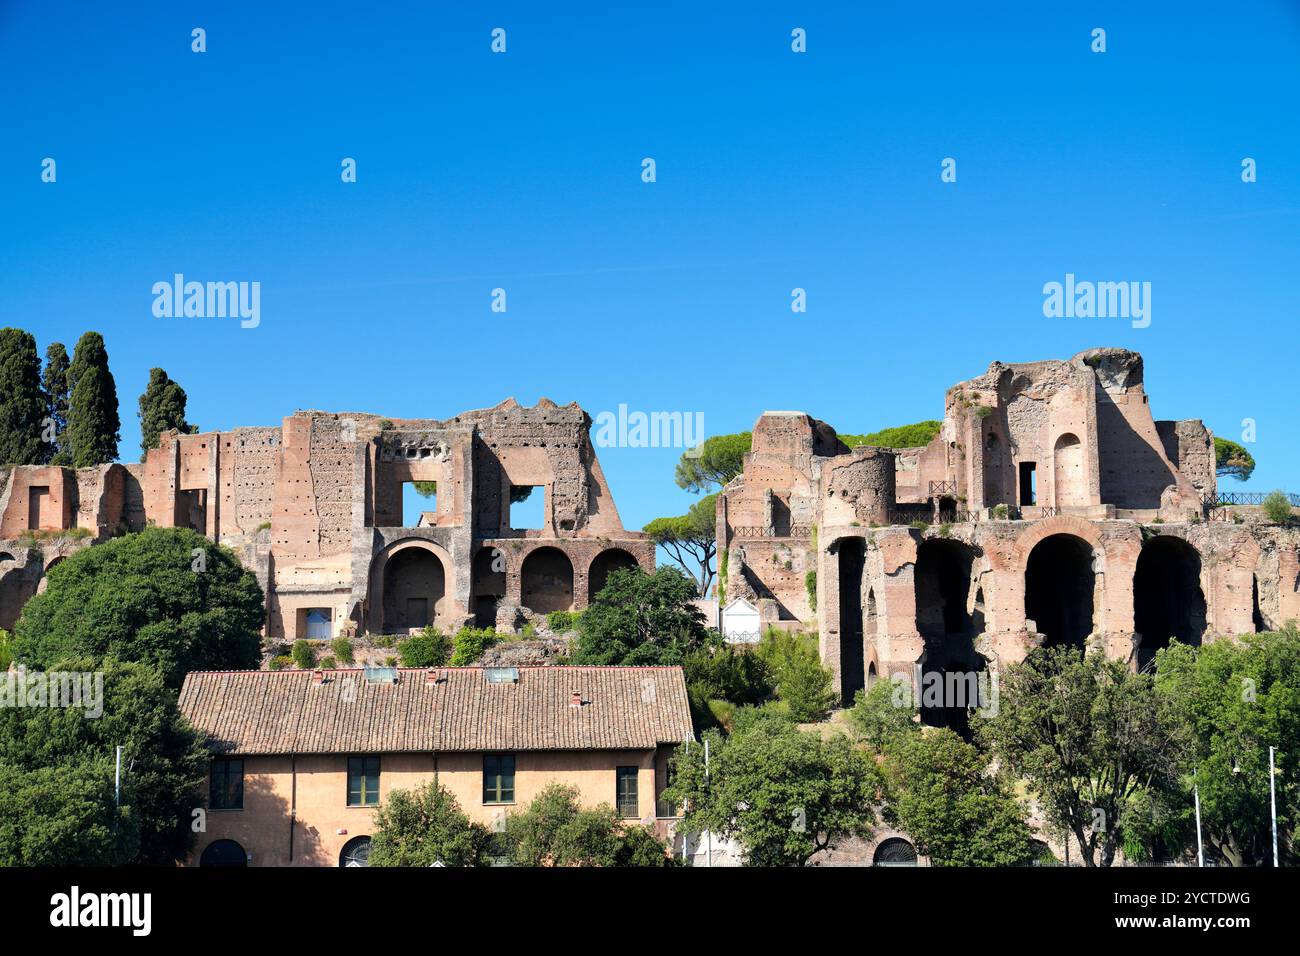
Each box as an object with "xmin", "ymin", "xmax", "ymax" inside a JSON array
[{"xmin": 1202, "ymin": 491, "xmax": 1300, "ymax": 508}]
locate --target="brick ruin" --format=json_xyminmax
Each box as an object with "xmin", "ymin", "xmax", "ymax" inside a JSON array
[
  {"xmin": 717, "ymin": 348, "xmax": 1300, "ymax": 718},
  {"xmin": 0, "ymin": 398, "xmax": 653, "ymax": 639}
]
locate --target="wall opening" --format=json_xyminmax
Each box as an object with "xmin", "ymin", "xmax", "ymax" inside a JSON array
[
  {"xmin": 1053, "ymin": 433, "xmax": 1086, "ymax": 508},
  {"xmin": 1253, "ymin": 574, "xmax": 1266, "ymax": 633},
  {"xmin": 915, "ymin": 538, "xmax": 983, "ymax": 736},
  {"xmin": 588, "ymin": 548, "xmax": 639, "ymax": 603},
  {"xmin": 27, "ymin": 486, "xmax": 50, "ymax": 530},
  {"xmin": 520, "ymin": 546, "xmax": 574, "ymax": 614},
  {"xmin": 873, "ymin": 837, "xmax": 918, "ymax": 867},
  {"xmin": 177, "ymin": 489, "xmax": 207, "ymax": 533},
  {"xmin": 1025, "ymin": 533, "xmax": 1094, "ymax": 651},
  {"xmin": 837, "ymin": 538, "xmax": 866, "ymax": 706},
  {"xmin": 302, "ymin": 608, "xmax": 333, "ymax": 640},
  {"xmin": 1018, "ymin": 462, "xmax": 1037, "ymax": 506},
  {"xmin": 381, "ymin": 547, "xmax": 446, "ymax": 634},
  {"xmin": 510, "ymin": 485, "xmax": 545, "ymax": 531},
  {"xmin": 200, "ymin": 839, "xmax": 247, "ymax": 867},
  {"xmin": 471, "ymin": 546, "xmax": 505, "ymax": 627},
  {"xmin": 1133, "ymin": 536, "xmax": 1206, "ymax": 670},
  {"xmin": 402, "ymin": 481, "xmax": 437, "ymax": 527}
]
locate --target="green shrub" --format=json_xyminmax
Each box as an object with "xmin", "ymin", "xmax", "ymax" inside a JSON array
[
  {"xmin": 451, "ymin": 626, "xmax": 498, "ymax": 666},
  {"xmin": 319, "ymin": 655, "xmax": 337, "ymax": 669},
  {"xmin": 756, "ymin": 629, "xmax": 837, "ymax": 722},
  {"xmin": 385, "ymin": 655, "xmax": 398, "ymax": 667},
  {"xmin": 291, "ymin": 639, "xmax": 315, "ymax": 669},
  {"xmin": 839, "ymin": 420, "xmax": 942, "ymax": 450},
  {"xmin": 1263, "ymin": 490, "xmax": 1293, "ymax": 525},
  {"xmin": 546, "ymin": 610, "xmax": 580, "ymax": 632},
  {"xmin": 331, "ymin": 637, "xmax": 355, "ymax": 664},
  {"xmin": 398, "ymin": 626, "xmax": 452, "ymax": 667},
  {"xmin": 991, "ymin": 504, "xmax": 1010, "ymax": 520},
  {"xmin": 804, "ymin": 570, "xmax": 817, "ymax": 612},
  {"xmin": 0, "ymin": 628, "xmax": 11, "ymax": 671},
  {"xmin": 269, "ymin": 655, "xmax": 293, "ymax": 671}
]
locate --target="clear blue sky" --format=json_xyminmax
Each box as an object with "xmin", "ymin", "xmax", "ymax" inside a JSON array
[{"xmin": 3, "ymin": 1, "xmax": 1298, "ymax": 534}]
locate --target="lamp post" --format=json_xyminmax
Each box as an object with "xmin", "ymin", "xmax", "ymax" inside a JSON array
[
  {"xmin": 1269, "ymin": 746, "xmax": 1279, "ymax": 868},
  {"xmin": 1194, "ymin": 781, "xmax": 1204, "ymax": 868}
]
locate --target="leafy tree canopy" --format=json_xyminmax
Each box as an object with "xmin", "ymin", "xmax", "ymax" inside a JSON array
[
  {"xmin": 137, "ymin": 367, "xmax": 194, "ymax": 461},
  {"xmin": 0, "ymin": 327, "xmax": 47, "ymax": 466},
  {"xmin": 848, "ymin": 677, "xmax": 920, "ymax": 754},
  {"xmin": 13, "ymin": 526, "xmax": 264, "ymax": 688},
  {"xmin": 674, "ymin": 432, "xmax": 751, "ymax": 493},
  {"xmin": 503, "ymin": 784, "xmax": 673, "ymax": 867},
  {"xmin": 1214, "ymin": 437, "xmax": 1255, "ymax": 482},
  {"xmin": 839, "ymin": 420, "xmax": 942, "ymax": 450},
  {"xmin": 756, "ymin": 629, "xmax": 837, "ymax": 722},
  {"xmin": 0, "ymin": 656, "xmax": 206, "ymax": 865},
  {"xmin": 643, "ymin": 492, "xmax": 717, "ymax": 597},
  {"xmin": 666, "ymin": 710, "xmax": 880, "ymax": 865},
  {"xmin": 571, "ymin": 566, "xmax": 710, "ymax": 665},
  {"xmin": 369, "ymin": 782, "xmax": 490, "ymax": 867},
  {"xmin": 976, "ymin": 646, "xmax": 1181, "ymax": 867},
  {"xmin": 66, "ymin": 331, "xmax": 121, "ymax": 466},
  {"xmin": 1154, "ymin": 627, "xmax": 1300, "ymax": 866},
  {"xmin": 884, "ymin": 727, "xmax": 1034, "ymax": 866}
]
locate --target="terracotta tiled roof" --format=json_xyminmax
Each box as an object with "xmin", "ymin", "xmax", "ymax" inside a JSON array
[{"xmin": 178, "ymin": 666, "xmax": 695, "ymax": 755}]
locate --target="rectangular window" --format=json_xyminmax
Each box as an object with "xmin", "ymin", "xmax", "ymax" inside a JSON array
[
  {"xmin": 483, "ymin": 754, "xmax": 516, "ymax": 804},
  {"xmin": 508, "ymin": 486, "xmax": 545, "ymax": 530},
  {"xmin": 210, "ymin": 758, "xmax": 244, "ymax": 810},
  {"xmin": 1019, "ymin": 461, "xmax": 1037, "ymax": 506},
  {"xmin": 402, "ymin": 481, "xmax": 437, "ymax": 528},
  {"xmin": 616, "ymin": 766, "xmax": 639, "ymax": 819},
  {"xmin": 347, "ymin": 756, "xmax": 380, "ymax": 807}
]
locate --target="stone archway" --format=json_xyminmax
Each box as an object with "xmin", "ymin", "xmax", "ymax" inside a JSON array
[
  {"xmin": 588, "ymin": 548, "xmax": 639, "ymax": 603},
  {"xmin": 520, "ymin": 547, "xmax": 574, "ymax": 615},
  {"xmin": 1134, "ymin": 535, "xmax": 1206, "ymax": 670},
  {"xmin": 370, "ymin": 539, "xmax": 451, "ymax": 635},
  {"xmin": 915, "ymin": 538, "xmax": 983, "ymax": 735},
  {"xmin": 200, "ymin": 839, "xmax": 247, "ymax": 867},
  {"xmin": 1024, "ymin": 533, "xmax": 1095, "ymax": 651}
]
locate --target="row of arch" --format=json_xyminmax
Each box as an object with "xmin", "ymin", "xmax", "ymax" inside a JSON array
[
  {"xmin": 839, "ymin": 530, "xmax": 1216, "ymax": 717},
  {"xmin": 372, "ymin": 541, "xmax": 640, "ymax": 633},
  {"xmin": 199, "ymin": 836, "xmax": 371, "ymax": 867}
]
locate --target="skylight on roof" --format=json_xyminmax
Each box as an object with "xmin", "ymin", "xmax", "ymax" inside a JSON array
[{"xmin": 485, "ymin": 667, "xmax": 519, "ymax": 684}]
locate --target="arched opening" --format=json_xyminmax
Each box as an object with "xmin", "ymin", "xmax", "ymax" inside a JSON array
[
  {"xmin": 915, "ymin": 539, "xmax": 984, "ymax": 736},
  {"xmin": 837, "ymin": 538, "xmax": 866, "ymax": 706},
  {"xmin": 520, "ymin": 547, "xmax": 574, "ymax": 614},
  {"xmin": 381, "ymin": 546, "xmax": 446, "ymax": 634},
  {"xmin": 0, "ymin": 552, "xmax": 13, "ymax": 564},
  {"xmin": 866, "ymin": 661, "xmax": 878, "ymax": 690},
  {"xmin": 864, "ymin": 587, "xmax": 878, "ymax": 639},
  {"xmin": 873, "ymin": 837, "xmax": 918, "ymax": 867},
  {"xmin": 471, "ymin": 546, "xmax": 505, "ymax": 627},
  {"xmin": 339, "ymin": 835, "xmax": 372, "ymax": 868},
  {"xmin": 1134, "ymin": 536, "xmax": 1206, "ymax": 670},
  {"xmin": 200, "ymin": 839, "xmax": 247, "ymax": 867},
  {"xmin": 1252, "ymin": 574, "xmax": 1266, "ymax": 633},
  {"xmin": 1053, "ymin": 433, "xmax": 1086, "ymax": 508},
  {"xmin": 1025, "ymin": 534, "xmax": 1095, "ymax": 651},
  {"xmin": 588, "ymin": 548, "xmax": 639, "ymax": 603}
]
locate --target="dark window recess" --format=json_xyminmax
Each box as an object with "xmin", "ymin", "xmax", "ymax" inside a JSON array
[
  {"xmin": 483, "ymin": 754, "xmax": 516, "ymax": 804},
  {"xmin": 616, "ymin": 766, "xmax": 639, "ymax": 818},
  {"xmin": 210, "ymin": 758, "xmax": 244, "ymax": 810},
  {"xmin": 347, "ymin": 756, "xmax": 380, "ymax": 807},
  {"xmin": 1019, "ymin": 462, "xmax": 1037, "ymax": 506}
]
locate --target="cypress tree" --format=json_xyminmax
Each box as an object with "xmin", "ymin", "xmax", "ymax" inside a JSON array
[
  {"xmin": 0, "ymin": 327, "xmax": 47, "ymax": 466},
  {"xmin": 137, "ymin": 368, "xmax": 194, "ymax": 461},
  {"xmin": 65, "ymin": 332, "xmax": 121, "ymax": 467},
  {"xmin": 41, "ymin": 342, "xmax": 71, "ymax": 465}
]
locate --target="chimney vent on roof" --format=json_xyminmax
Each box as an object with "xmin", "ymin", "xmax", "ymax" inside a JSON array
[
  {"xmin": 312, "ymin": 669, "xmax": 325, "ymax": 686},
  {"xmin": 571, "ymin": 692, "xmax": 584, "ymax": 709},
  {"xmin": 426, "ymin": 669, "xmax": 444, "ymax": 685}
]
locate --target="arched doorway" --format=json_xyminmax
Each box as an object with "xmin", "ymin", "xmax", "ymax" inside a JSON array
[
  {"xmin": 1134, "ymin": 536, "xmax": 1206, "ymax": 670},
  {"xmin": 1053, "ymin": 433, "xmax": 1086, "ymax": 508},
  {"xmin": 378, "ymin": 544, "xmax": 447, "ymax": 634},
  {"xmin": 200, "ymin": 839, "xmax": 247, "ymax": 867},
  {"xmin": 837, "ymin": 538, "xmax": 866, "ymax": 706},
  {"xmin": 915, "ymin": 539, "xmax": 983, "ymax": 735},
  {"xmin": 471, "ymin": 546, "xmax": 506, "ymax": 627},
  {"xmin": 520, "ymin": 547, "xmax": 574, "ymax": 615},
  {"xmin": 1025, "ymin": 534, "xmax": 1095, "ymax": 651},
  {"xmin": 340, "ymin": 835, "xmax": 372, "ymax": 868},
  {"xmin": 588, "ymin": 548, "xmax": 639, "ymax": 603},
  {"xmin": 873, "ymin": 837, "xmax": 918, "ymax": 867}
]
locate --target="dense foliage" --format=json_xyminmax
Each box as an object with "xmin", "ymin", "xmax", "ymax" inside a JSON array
[
  {"xmin": 674, "ymin": 432, "xmax": 751, "ymax": 492},
  {"xmin": 137, "ymin": 367, "xmax": 194, "ymax": 461},
  {"xmin": 571, "ymin": 566, "xmax": 710, "ymax": 665},
  {"xmin": 13, "ymin": 526, "xmax": 264, "ymax": 688},
  {"xmin": 66, "ymin": 331, "xmax": 121, "ymax": 466},
  {"xmin": 643, "ymin": 492, "xmax": 717, "ymax": 597},
  {"xmin": 369, "ymin": 782, "xmax": 490, "ymax": 867}
]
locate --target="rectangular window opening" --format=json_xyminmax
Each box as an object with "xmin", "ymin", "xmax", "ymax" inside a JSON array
[
  {"xmin": 616, "ymin": 766, "xmax": 639, "ymax": 819},
  {"xmin": 402, "ymin": 481, "xmax": 437, "ymax": 527},
  {"xmin": 210, "ymin": 758, "xmax": 244, "ymax": 810},
  {"xmin": 347, "ymin": 756, "xmax": 380, "ymax": 807},
  {"xmin": 509, "ymin": 485, "xmax": 544, "ymax": 531},
  {"xmin": 1018, "ymin": 462, "xmax": 1037, "ymax": 506},
  {"xmin": 483, "ymin": 754, "xmax": 516, "ymax": 804}
]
